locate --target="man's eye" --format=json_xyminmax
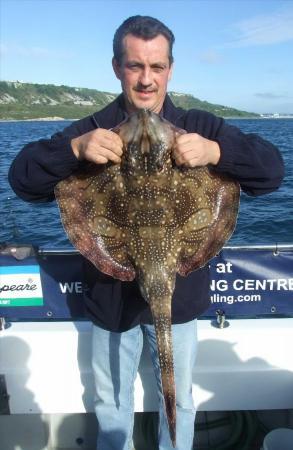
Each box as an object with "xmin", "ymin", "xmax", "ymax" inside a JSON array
[
  {"xmin": 128, "ymin": 64, "xmax": 141, "ymax": 71},
  {"xmin": 152, "ymin": 66, "xmax": 165, "ymax": 73}
]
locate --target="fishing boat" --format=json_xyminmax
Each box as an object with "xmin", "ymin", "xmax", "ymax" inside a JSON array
[{"xmin": 1, "ymin": 243, "xmax": 293, "ymax": 449}]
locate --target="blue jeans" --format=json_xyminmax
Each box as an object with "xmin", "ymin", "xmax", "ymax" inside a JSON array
[{"xmin": 92, "ymin": 319, "xmax": 198, "ymax": 450}]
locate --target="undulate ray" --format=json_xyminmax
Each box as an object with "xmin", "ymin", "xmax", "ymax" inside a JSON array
[{"xmin": 55, "ymin": 109, "xmax": 240, "ymax": 447}]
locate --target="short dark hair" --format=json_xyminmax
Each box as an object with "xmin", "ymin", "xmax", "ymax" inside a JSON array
[{"xmin": 113, "ymin": 15, "xmax": 175, "ymax": 65}]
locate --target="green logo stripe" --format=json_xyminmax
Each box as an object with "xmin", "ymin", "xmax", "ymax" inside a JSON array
[{"xmin": 0, "ymin": 297, "xmax": 44, "ymax": 307}]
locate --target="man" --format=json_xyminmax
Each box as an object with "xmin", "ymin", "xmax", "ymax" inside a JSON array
[{"xmin": 9, "ymin": 15, "xmax": 284, "ymax": 450}]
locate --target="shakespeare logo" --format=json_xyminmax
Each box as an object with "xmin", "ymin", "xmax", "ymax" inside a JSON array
[{"xmin": 0, "ymin": 265, "xmax": 43, "ymax": 307}]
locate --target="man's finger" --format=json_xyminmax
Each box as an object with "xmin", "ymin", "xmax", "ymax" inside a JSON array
[{"xmin": 94, "ymin": 133, "xmax": 123, "ymax": 156}]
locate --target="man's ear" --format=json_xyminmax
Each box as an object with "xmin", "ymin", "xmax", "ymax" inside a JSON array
[
  {"xmin": 168, "ymin": 63, "xmax": 174, "ymax": 82},
  {"xmin": 112, "ymin": 58, "xmax": 121, "ymax": 80}
]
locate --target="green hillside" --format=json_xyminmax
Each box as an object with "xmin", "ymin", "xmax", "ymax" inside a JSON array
[{"xmin": 0, "ymin": 81, "xmax": 259, "ymax": 120}]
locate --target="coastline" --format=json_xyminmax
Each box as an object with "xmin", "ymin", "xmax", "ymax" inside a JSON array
[
  {"xmin": 0, "ymin": 115, "xmax": 260, "ymax": 122},
  {"xmin": 0, "ymin": 117, "xmax": 76, "ymax": 122},
  {"xmin": 1, "ymin": 115, "xmax": 293, "ymax": 122}
]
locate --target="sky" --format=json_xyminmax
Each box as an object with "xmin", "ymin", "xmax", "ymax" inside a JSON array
[{"xmin": 1, "ymin": 0, "xmax": 293, "ymax": 114}]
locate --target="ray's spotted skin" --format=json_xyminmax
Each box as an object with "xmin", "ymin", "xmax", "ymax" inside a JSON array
[{"xmin": 55, "ymin": 109, "xmax": 240, "ymax": 447}]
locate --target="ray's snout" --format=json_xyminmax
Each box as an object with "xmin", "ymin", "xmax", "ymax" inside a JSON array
[{"xmin": 117, "ymin": 109, "xmax": 174, "ymax": 149}]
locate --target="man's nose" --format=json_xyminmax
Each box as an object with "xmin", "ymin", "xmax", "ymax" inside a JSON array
[{"xmin": 139, "ymin": 68, "xmax": 152, "ymax": 86}]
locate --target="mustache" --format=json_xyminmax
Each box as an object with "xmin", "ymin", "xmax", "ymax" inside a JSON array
[{"xmin": 134, "ymin": 85, "xmax": 157, "ymax": 93}]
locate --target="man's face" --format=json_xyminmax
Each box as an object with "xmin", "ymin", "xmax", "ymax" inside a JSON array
[{"xmin": 112, "ymin": 34, "xmax": 173, "ymax": 114}]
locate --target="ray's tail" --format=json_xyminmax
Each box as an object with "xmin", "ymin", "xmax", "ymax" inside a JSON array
[
  {"xmin": 151, "ymin": 304, "xmax": 177, "ymax": 448},
  {"xmin": 138, "ymin": 265, "xmax": 177, "ymax": 447}
]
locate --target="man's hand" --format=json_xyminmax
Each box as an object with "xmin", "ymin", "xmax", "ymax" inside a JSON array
[
  {"xmin": 173, "ymin": 133, "xmax": 221, "ymax": 167},
  {"xmin": 71, "ymin": 129, "xmax": 123, "ymax": 164}
]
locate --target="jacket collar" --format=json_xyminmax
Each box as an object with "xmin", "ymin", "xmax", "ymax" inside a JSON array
[
  {"xmin": 162, "ymin": 94, "xmax": 185, "ymax": 126},
  {"xmin": 92, "ymin": 93, "xmax": 185, "ymax": 129}
]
